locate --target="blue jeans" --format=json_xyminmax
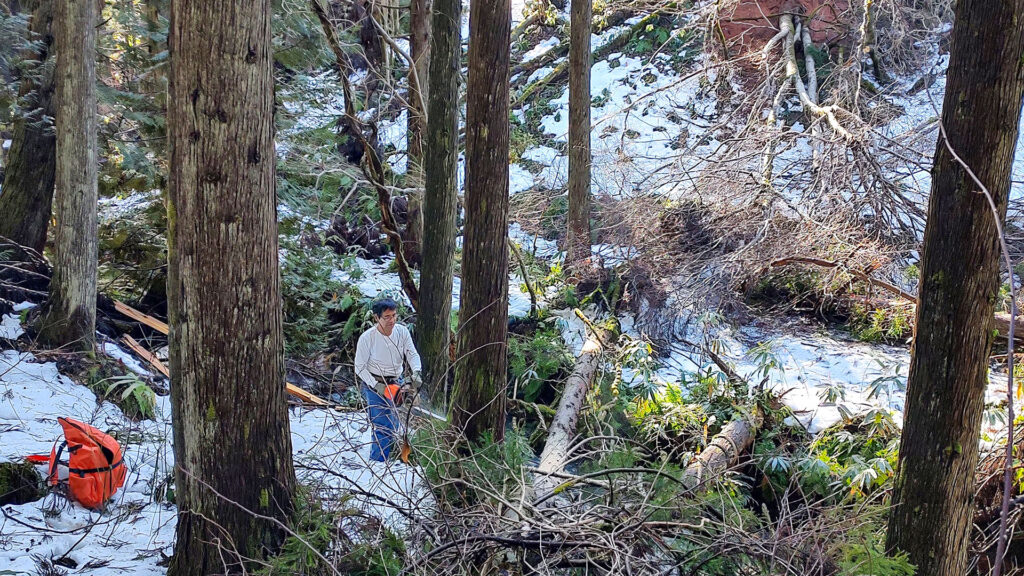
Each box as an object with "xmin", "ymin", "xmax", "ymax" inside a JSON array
[{"xmin": 362, "ymin": 385, "xmax": 399, "ymax": 462}]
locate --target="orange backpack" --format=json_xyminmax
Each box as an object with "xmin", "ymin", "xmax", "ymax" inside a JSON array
[{"xmin": 28, "ymin": 417, "xmax": 127, "ymax": 509}]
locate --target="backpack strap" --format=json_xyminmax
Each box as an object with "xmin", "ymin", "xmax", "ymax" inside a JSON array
[
  {"xmin": 48, "ymin": 441, "xmax": 66, "ymax": 483},
  {"xmin": 68, "ymin": 459, "xmax": 123, "ymax": 477}
]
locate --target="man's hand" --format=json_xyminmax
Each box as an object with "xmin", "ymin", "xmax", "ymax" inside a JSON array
[{"xmin": 410, "ymin": 371, "xmax": 423, "ymax": 390}]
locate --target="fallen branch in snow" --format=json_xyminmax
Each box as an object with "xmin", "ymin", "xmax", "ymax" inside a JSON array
[
  {"xmin": 509, "ymin": 239, "xmax": 539, "ymax": 318},
  {"xmin": 313, "ymin": 0, "xmax": 419, "ymax": 310},
  {"xmin": 533, "ymin": 310, "xmax": 619, "ymax": 504},
  {"xmin": 509, "ymin": 9, "xmax": 633, "ymax": 87},
  {"xmin": 0, "ymin": 235, "xmax": 50, "ymax": 303},
  {"xmin": 768, "ymin": 256, "xmax": 916, "ymax": 302}
]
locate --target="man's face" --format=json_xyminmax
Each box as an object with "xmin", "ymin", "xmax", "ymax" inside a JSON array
[{"xmin": 377, "ymin": 309, "xmax": 398, "ymax": 329}]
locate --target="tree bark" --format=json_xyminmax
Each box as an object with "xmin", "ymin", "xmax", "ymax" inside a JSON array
[
  {"xmin": 32, "ymin": 0, "xmax": 96, "ymax": 350},
  {"xmin": 565, "ymin": 0, "xmax": 591, "ymax": 269},
  {"xmin": 415, "ymin": 0, "xmax": 459, "ymax": 408},
  {"xmin": 452, "ymin": 0, "xmax": 511, "ymax": 444},
  {"xmin": 404, "ymin": 0, "xmax": 431, "ymax": 265},
  {"xmin": 142, "ymin": 0, "xmax": 166, "ymax": 96},
  {"xmin": 0, "ymin": 0, "xmax": 56, "ymax": 255},
  {"xmin": 167, "ymin": 0, "xmax": 296, "ymax": 573},
  {"xmin": 885, "ymin": 1, "xmax": 1024, "ymax": 574}
]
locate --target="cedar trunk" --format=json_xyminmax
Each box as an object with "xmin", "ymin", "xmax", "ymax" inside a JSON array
[
  {"xmin": 167, "ymin": 0, "xmax": 296, "ymax": 574},
  {"xmin": 885, "ymin": 1, "xmax": 1024, "ymax": 574},
  {"xmin": 403, "ymin": 0, "xmax": 431, "ymax": 264},
  {"xmin": 566, "ymin": 0, "xmax": 591, "ymax": 267},
  {"xmin": 33, "ymin": 0, "xmax": 96, "ymax": 350},
  {"xmin": 452, "ymin": 0, "xmax": 510, "ymax": 443},
  {"xmin": 415, "ymin": 0, "xmax": 459, "ymax": 406},
  {"xmin": 0, "ymin": 0, "xmax": 56, "ymax": 254}
]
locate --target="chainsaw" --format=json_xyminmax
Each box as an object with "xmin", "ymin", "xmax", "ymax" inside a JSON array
[{"xmin": 395, "ymin": 379, "xmax": 447, "ymax": 462}]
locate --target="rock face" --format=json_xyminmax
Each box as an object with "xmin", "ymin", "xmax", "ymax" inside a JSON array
[{"xmin": 718, "ymin": 0, "xmax": 852, "ymax": 50}]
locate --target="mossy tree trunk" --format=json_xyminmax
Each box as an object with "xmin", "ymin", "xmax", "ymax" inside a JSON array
[
  {"xmin": 452, "ymin": 0, "xmax": 510, "ymax": 443},
  {"xmin": 0, "ymin": 0, "xmax": 56, "ymax": 255},
  {"xmin": 32, "ymin": 0, "xmax": 96, "ymax": 350},
  {"xmin": 166, "ymin": 0, "xmax": 296, "ymax": 573},
  {"xmin": 403, "ymin": 0, "xmax": 431, "ymax": 265},
  {"xmin": 566, "ymin": 0, "xmax": 591, "ymax": 269},
  {"xmin": 885, "ymin": 1, "xmax": 1024, "ymax": 574},
  {"xmin": 415, "ymin": 0, "xmax": 459, "ymax": 407}
]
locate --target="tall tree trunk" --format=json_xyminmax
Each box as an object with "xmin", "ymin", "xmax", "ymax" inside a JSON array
[
  {"xmin": 32, "ymin": 0, "xmax": 95, "ymax": 350},
  {"xmin": 142, "ymin": 0, "xmax": 166, "ymax": 96},
  {"xmin": 415, "ymin": 0, "xmax": 458, "ymax": 407},
  {"xmin": 167, "ymin": 0, "xmax": 296, "ymax": 573},
  {"xmin": 565, "ymin": 0, "xmax": 591, "ymax": 268},
  {"xmin": 452, "ymin": 0, "xmax": 511, "ymax": 443},
  {"xmin": 885, "ymin": 1, "xmax": 1024, "ymax": 574},
  {"xmin": 403, "ymin": 0, "xmax": 431, "ymax": 265},
  {"xmin": 0, "ymin": 0, "xmax": 56, "ymax": 254}
]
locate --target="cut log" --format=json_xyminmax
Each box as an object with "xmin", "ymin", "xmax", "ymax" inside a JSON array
[
  {"xmin": 113, "ymin": 299, "xmax": 169, "ymax": 334},
  {"xmin": 121, "ymin": 335, "xmax": 169, "ymax": 377},
  {"xmin": 534, "ymin": 310, "xmax": 619, "ymax": 503},
  {"xmin": 680, "ymin": 411, "xmax": 760, "ymax": 493},
  {"xmin": 112, "ymin": 299, "xmax": 345, "ymax": 407}
]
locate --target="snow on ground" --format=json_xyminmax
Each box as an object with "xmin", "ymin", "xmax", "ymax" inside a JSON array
[
  {"xmin": 97, "ymin": 189, "xmax": 162, "ymax": 223},
  {"xmin": 554, "ymin": 305, "xmax": 1009, "ymax": 435},
  {"xmin": 523, "ymin": 36, "xmax": 559, "ymax": 62},
  {"xmin": 0, "ymin": 346, "xmax": 177, "ymax": 575},
  {"xmin": 510, "ymin": 19, "xmax": 715, "ymax": 199},
  {"xmin": 0, "ymin": 311, "xmax": 425, "ymax": 574},
  {"xmin": 332, "ymin": 255, "xmax": 536, "ymax": 318}
]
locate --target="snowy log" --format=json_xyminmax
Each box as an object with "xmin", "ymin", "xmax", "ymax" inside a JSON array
[
  {"xmin": 533, "ymin": 310, "xmax": 618, "ymax": 503},
  {"xmin": 680, "ymin": 411, "xmax": 761, "ymax": 493}
]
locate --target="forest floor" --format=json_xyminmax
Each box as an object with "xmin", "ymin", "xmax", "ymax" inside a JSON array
[
  {"xmin": 0, "ymin": 305, "xmax": 423, "ymax": 575},
  {"xmin": 3, "ymin": 1, "xmax": 1024, "ymax": 573}
]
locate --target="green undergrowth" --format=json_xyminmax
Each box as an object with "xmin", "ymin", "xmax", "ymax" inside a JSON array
[
  {"xmin": 280, "ymin": 240, "xmax": 373, "ymax": 358},
  {"xmin": 82, "ymin": 359, "xmax": 158, "ymax": 421},
  {"xmin": 258, "ymin": 486, "xmax": 405, "ymax": 576},
  {"xmin": 508, "ymin": 317, "xmax": 574, "ymax": 404},
  {"xmin": 749, "ymin": 268, "xmax": 915, "ymax": 344}
]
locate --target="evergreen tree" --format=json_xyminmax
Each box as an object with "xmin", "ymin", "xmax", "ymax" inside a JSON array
[
  {"xmin": 886, "ymin": 1, "xmax": 1024, "ymax": 573},
  {"xmin": 166, "ymin": 0, "xmax": 296, "ymax": 573},
  {"xmin": 566, "ymin": 0, "xmax": 592, "ymax": 268},
  {"xmin": 451, "ymin": 0, "xmax": 511, "ymax": 443},
  {"xmin": 0, "ymin": 0, "xmax": 55, "ymax": 254},
  {"xmin": 32, "ymin": 0, "xmax": 96, "ymax": 350}
]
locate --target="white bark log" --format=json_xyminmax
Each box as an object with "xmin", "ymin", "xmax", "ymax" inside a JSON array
[
  {"xmin": 533, "ymin": 312, "xmax": 616, "ymax": 504},
  {"xmin": 681, "ymin": 412, "xmax": 760, "ymax": 493}
]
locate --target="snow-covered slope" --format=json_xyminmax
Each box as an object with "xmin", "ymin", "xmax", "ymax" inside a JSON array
[{"xmin": 0, "ymin": 309, "xmax": 422, "ymax": 575}]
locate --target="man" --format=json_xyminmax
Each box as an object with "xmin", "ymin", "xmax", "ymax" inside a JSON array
[{"xmin": 354, "ymin": 298, "xmax": 422, "ymax": 461}]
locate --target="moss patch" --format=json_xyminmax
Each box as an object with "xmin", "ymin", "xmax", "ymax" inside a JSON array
[{"xmin": 0, "ymin": 460, "xmax": 45, "ymax": 505}]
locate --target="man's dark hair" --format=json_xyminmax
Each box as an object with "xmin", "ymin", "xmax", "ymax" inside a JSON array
[{"xmin": 372, "ymin": 298, "xmax": 399, "ymax": 317}]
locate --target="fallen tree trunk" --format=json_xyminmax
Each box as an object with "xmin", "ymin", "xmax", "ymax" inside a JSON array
[
  {"xmin": 681, "ymin": 411, "xmax": 761, "ymax": 493},
  {"xmin": 509, "ymin": 9, "xmax": 632, "ymax": 87},
  {"xmin": 534, "ymin": 310, "xmax": 619, "ymax": 503}
]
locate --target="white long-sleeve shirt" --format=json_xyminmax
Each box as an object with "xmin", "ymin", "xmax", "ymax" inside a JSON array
[{"xmin": 354, "ymin": 324, "xmax": 422, "ymax": 388}]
